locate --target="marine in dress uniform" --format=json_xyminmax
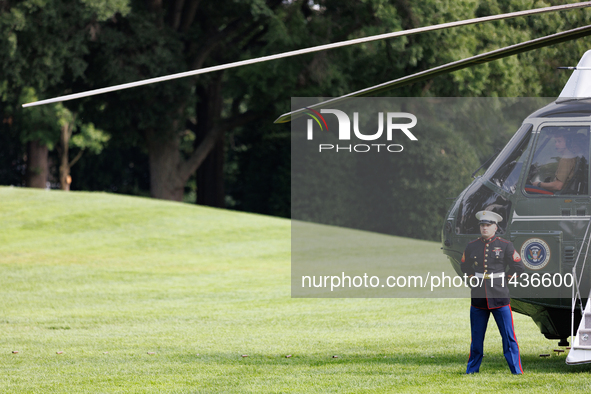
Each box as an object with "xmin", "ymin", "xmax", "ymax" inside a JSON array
[{"xmin": 461, "ymin": 210, "xmax": 525, "ymax": 375}]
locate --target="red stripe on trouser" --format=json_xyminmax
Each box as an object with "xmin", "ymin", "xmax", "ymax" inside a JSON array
[{"xmin": 509, "ymin": 305, "xmax": 523, "ymax": 374}]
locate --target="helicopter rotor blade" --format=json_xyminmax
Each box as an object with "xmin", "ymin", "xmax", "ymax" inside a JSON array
[
  {"xmin": 22, "ymin": 1, "xmax": 591, "ymax": 108},
  {"xmin": 275, "ymin": 24, "xmax": 591, "ymax": 124}
]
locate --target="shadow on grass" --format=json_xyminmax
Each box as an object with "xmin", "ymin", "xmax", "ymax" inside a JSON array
[
  {"xmin": 175, "ymin": 352, "xmax": 467, "ymax": 368},
  {"xmin": 171, "ymin": 351, "xmax": 591, "ymax": 374},
  {"xmin": 520, "ymin": 354, "xmax": 591, "ymax": 373}
]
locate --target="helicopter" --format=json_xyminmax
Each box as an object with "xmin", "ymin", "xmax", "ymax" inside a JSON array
[
  {"xmin": 22, "ymin": 1, "xmax": 591, "ymax": 365},
  {"xmin": 440, "ymin": 50, "xmax": 591, "ymax": 365}
]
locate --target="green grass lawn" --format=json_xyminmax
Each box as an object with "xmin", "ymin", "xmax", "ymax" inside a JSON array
[{"xmin": 0, "ymin": 186, "xmax": 590, "ymax": 393}]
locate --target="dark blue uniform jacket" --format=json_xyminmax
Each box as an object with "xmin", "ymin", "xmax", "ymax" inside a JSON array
[{"xmin": 461, "ymin": 236, "xmax": 525, "ymax": 309}]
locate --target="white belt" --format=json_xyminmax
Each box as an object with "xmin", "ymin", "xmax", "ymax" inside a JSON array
[{"xmin": 475, "ymin": 272, "xmax": 505, "ymax": 279}]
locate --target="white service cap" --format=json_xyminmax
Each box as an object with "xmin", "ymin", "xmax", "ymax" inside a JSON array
[{"xmin": 476, "ymin": 210, "xmax": 503, "ymax": 224}]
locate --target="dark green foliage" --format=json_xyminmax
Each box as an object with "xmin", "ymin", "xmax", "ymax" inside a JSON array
[
  {"xmin": 227, "ymin": 125, "xmax": 291, "ymax": 218},
  {"xmin": 83, "ymin": 7, "xmax": 193, "ymax": 136}
]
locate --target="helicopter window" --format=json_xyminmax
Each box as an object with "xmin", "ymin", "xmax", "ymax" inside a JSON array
[
  {"xmin": 456, "ymin": 183, "xmax": 511, "ymax": 235},
  {"xmin": 484, "ymin": 123, "xmax": 533, "ymax": 194},
  {"xmin": 524, "ymin": 126, "xmax": 590, "ymax": 196}
]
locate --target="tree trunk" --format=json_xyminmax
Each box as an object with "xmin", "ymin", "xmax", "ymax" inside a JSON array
[
  {"xmin": 59, "ymin": 123, "xmax": 71, "ymax": 191},
  {"xmin": 197, "ymin": 133, "xmax": 225, "ymax": 207},
  {"xmin": 25, "ymin": 140, "xmax": 48, "ymax": 188},
  {"xmin": 142, "ymin": 74, "xmax": 245, "ymax": 203},
  {"xmin": 146, "ymin": 131, "xmax": 186, "ymax": 201},
  {"xmin": 195, "ymin": 74, "xmax": 225, "ymax": 207}
]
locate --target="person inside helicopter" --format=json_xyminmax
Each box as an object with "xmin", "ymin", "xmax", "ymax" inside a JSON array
[
  {"xmin": 532, "ymin": 131, "xmax": 576, "ymax": 192},
  {"xmin": 526, "ymin": 127, "xmax": 589, "ymax": 195}
]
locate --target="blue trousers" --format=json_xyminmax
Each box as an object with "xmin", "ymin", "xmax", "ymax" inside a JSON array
[{"xmin": 467, "ymin": 305, "xmax": 523, "ymax": 374}]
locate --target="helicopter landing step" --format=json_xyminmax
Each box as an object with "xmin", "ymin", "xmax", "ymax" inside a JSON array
[{"xmin": 567, "ymin": 294, "xmax": 591, "ymax": 365}]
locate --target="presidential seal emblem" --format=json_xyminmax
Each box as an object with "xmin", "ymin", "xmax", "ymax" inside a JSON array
[{"xmin": 520, "ymin": 238, "xmax": 551, "ymax": 270}]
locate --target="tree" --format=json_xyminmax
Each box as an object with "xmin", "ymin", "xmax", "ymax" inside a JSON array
[
  {"xmin": 86, "ymin": 0, "xmax": 445, "ymax": 203},
  {"xmin": 81, "ymin": 0, "xmax": 279, "ymax": 201},
  {"xmin": 0, "ymin": 0, "xmax": 130, "ymax": 188},
  {"xmin": 55, "ymin": 105, "xmax": 110, "ymax": 191}
]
